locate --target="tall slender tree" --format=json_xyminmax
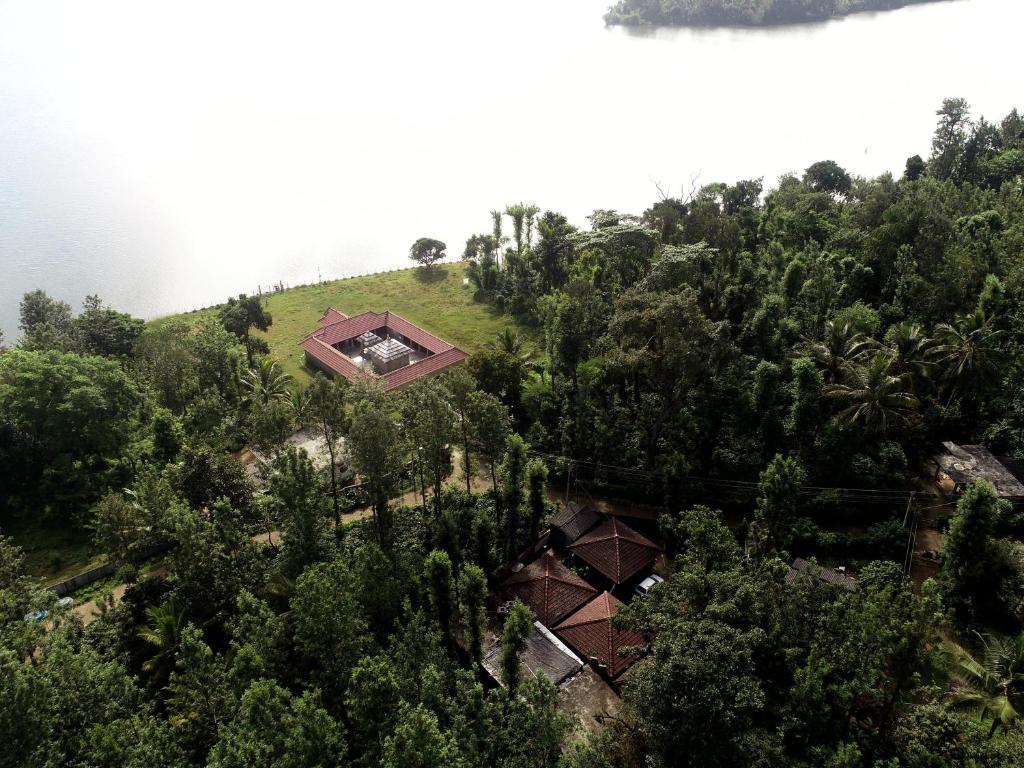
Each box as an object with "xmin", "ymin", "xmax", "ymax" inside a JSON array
[
  {"xmin": 458, "ymin": 564, "xmax": 487, "ymax": 663},
  {"xmin": 501, "ymin": 599, "xmax": 535, "ymax": 693},
  {"xmin": 307, "ymin": 373, "xmax": 350, "ymax": 529},
  {"xmin": 444, "ymin": 369, "xmax": 477, "ymax": 494},
  {"xmin": 499, "ymin": 434, "xmax": 528, "ymax": 559}
]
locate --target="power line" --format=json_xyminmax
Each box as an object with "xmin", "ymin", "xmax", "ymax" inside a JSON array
[{"xmin": 527, "ymin": 449, "xmax": 919, "ymax": 503}]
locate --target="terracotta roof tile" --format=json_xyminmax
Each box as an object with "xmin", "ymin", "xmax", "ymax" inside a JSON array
[
  {"xmin": 380, "ymin": 347, "xmax": 468, "ymax": 390},
  {"xmin": 501, "ymin": 551, "xmax": 598, "ymax": 626},
  {"xmin": 554, "ymin": 592, "xmax": 646, "ymax": 679},
  {"xmin": 569, "ymin": 518, "xmax": 660, "ymax": 584},
  {"xmin": 300, "ymin": 310, "xmax": 466, "ymax": 390},
  {"xmin": 318, "ymin": 307, "xmax": 349, "ymax": 326}
]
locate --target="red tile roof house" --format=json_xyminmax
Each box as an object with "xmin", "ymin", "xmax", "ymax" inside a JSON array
[
  {"xmin": 300, "ymin": 308, "xmax": 468, "ymax": 391},
  {"xmin": 568, "ymin": 517, "xmax": 662, "ymax": 586},
  {"xmin": 500, "ymin": 550, "xmax": 598, "ymax": 627},
  {"xmin": 554, "ymin": 591, "xmax": 647, "ymax": 679}
]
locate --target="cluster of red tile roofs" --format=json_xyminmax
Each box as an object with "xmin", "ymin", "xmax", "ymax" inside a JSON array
[
  {"xmin": 301, "ymin": 308, "xmax": 468, "ymax": 391},
  {"xmin": 499, "ymin": 510, "xmax": 661, "ymax": 680}
]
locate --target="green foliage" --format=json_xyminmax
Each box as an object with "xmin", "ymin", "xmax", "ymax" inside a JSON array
[
  {"xmin": 409, "ymin": 237, "xmax": 448, "ymax": 268},
  {"xmin": 307, "ymin": 373, "xmax": 349, "ymax": 526},
  {"xmin": 752, "ymin": 454, "xmax": 805, "ymax": 554},
  {"xmin": 498, "ymin": 433, "xmax": 528, "ymax": 558},
  {"xmin": 457, "ymin": 563, "xmax": 487, "ymax": 662},
  {"xmin": 941, "ymin": 480, "xmax": 1024, "ymax": 630},
  {"xmin": 0, "ymin": 348, "xmax": 143, "ymax": 517},
  {"xmin": 525, "ymin": 458, "xmax": 548, "ymax": 543},
  {"xmin": 176, "ymin": 444, "xmax": 254, "ymax": 517},
  {"xmin": 500, "ymin": 598, "xmax": 534, "ymax": 692},
  {"xmin": 423, "ymin": 549, "xmax": 455, "ymax": 639},
  {"xmin": 219, "ymin": 293, "xmax": 272, "ymax": 366},
  {"xmin": 381, "ymin": 703, "xmax": 462, "ymax": 768},
  {"xmin": 152, "ymin": 408, "xmax": 185, "ymax": 463},
  {"xmin": 347, "ymin": 382, "xmax": 404, "ymax": 544},
  {"xmin": 207, "ymin": 681, "xmax": 347, "ymax": 768},
  {"xmin": 271, "ymin": 448, "xmax": 335, "ymax": 576},
  {"xmin": 4, "ymin": 100, "xmax": 1024, "ymax": 768},
  {"xmin": 290, "ymin": 560, "xmax": 368, "ymax": 694},
  {"xmin": 402, "ymin": 379, "xmax": 455, "ymax": 518}
]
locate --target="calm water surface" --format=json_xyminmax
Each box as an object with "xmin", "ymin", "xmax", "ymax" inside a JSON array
[{"xmin": 0, "ymin": 0, "xmax": 1020, "ymax": 336}]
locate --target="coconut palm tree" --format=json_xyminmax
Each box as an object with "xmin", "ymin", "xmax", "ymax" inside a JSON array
[
  {"xmin": 241, "ymin": 357, "xmax": 292, "ymax": 406},
  {"xmin": 486, "ymin": 327, "xmax": 531, "ymax": 366},
  {"xmin": 930, "ymin": 309, "xmax": 1004, "ymax": 401},
  {"xmin": 523, "ymin": 204, "xmax": 541, "ymax": 248},
  {"xmin": 881, "ymin": 321, "xmax": 934, "ymax": 387},
  {"xmin": 824, "ymin": 352, "xmax": 920, "ymax": 434},
  {"xmin": 288, "ymin": 386, "xmax": 310, "ymax": 427},
  {"xmin": 947, "ymin": 631, "xmax": 1024, "ymax": 737},
  {"xmin": 490, "ymin": 210, "xmax": 507, "ymax": 269},
  {"xmin": 505, "ymin": 203, "xmax": 529, "ymax": 255},
  {"xmin": 797, "ymin": 320, "xmax": 877, "ymax": 384},
  {"xmin": 138, "ymin": 601, "xmax": 186, "ymax": 688}
]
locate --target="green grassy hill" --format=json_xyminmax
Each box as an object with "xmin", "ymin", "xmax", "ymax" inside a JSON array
[{"xmin": 155, "ymin": 263, "xmax": 530, "ymax": 381}]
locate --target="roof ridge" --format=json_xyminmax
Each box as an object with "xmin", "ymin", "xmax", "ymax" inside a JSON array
[
  {"xmin": 558, "ymin": 614, "xmax": 605, "ymax": 629},
  {"xmin": 546, "ymin": 574, "xmax": 597, "ymax": 589},
  {"xmin": 614, "ymin": 532, "xmax": 623, "ymax": 583}
]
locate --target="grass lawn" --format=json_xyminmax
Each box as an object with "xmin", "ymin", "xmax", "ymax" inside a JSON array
[
  {"xmin": 6, "ymin": 518, "xmax": 106, "ymax": 584},
  {"xmin": 156, "ymin": 263, "xmax": 534, "ymax": 382}
]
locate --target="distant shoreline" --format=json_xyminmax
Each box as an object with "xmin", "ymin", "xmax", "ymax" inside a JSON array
[{"xmin": 604, "ymin": 0, "xmax": 952, "ymax": 28}]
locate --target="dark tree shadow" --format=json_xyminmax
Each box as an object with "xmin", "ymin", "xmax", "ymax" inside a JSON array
[{"xmin": 413, "ymin": 265, "xmax": 448, "ymax": 284}]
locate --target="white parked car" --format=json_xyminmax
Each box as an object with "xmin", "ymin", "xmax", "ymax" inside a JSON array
[{"xmin": 634, "ymin": 573, "xmax": 664, "ymax": 598}]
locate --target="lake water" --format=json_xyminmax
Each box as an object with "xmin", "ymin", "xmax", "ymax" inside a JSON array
[{"xmin": 1, "ymin": 0, "xmax": 1020, "ymax": 338}]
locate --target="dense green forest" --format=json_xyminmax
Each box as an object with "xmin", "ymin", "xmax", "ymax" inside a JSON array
[
  {"xmin": 1, "ymin": 98, "xmax": 1024, "ymax": 767},
  {"xmin": 604, "ymin": 0, "xmax": 940, "ymax": 26}
]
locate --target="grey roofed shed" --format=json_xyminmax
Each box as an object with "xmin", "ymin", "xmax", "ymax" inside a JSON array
[
  {"xmin": 482, "ymin": 621, "xmax": 583, "ymax": 688},
  {"xmin": 548, "ymin": 502, "xmax": 600, "ymax": 549},
  {"xmin": 366, "ymin": 337, "xmax": 412, "ymax": 374},
  {"xmin": 934, "ymin": 442, "xmax": 1024, "ymax": 498},
  {"xmin": 785, "ymin": 558, "xmax": 856, "ymax": 591}
]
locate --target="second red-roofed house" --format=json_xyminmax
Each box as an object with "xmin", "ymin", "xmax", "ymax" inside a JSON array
[
  {"xmin": 554, "ymin": 591, "xmax": 647, "ymax": 679},
  {"xmin": 500, "ymin": 550, "xmax": 598, "ymax": 627},
  {"xmin": 568, "ymin": 517, "xmax": 661, "ymax": 585}
]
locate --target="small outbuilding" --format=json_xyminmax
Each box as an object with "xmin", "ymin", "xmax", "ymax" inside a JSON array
[
  {"xmin": 785, "ymin": 558, "xmax": 856, "ymax": 591},
  {"xmin": 356, "ymin": 330, "xmax": 384, "ymax": 353},
  {"xmin": 933, "ymin": 441, "xmax": 1024, "ymax": 499},
  {"xmin": 482, "ymin": 621, "xmax": 584, "ymax": 688},
  {"xmin": 554, "ymin": 591, "xmax": 646, "ymax": 679},
  {"xmin": 569, "ymin": 518, "xmax": 661, "ymax": 585},
  {"xmin": 548, "ymin": 502, "xmax": 600, "ymax": 549},
  {"xmin": 500, "ymin": 551, "xmax": 598, "ymax": 627},
  {"xmin": 366, "ymin": 337, "xmax": 412, "ymax": 374}
]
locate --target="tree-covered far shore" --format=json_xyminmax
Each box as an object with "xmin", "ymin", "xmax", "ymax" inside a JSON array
[{"xmin": 605, "ymin": 0, "xmax": 942, "ymax": 27}]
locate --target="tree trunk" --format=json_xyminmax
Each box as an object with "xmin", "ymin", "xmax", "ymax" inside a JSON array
[
  {"xmin": 418, "ymin": 457, "xmax": 428, "ymax": 509},
  {"xmin": 325, "ymin": 427, "xmax": 341, "ymax": 531},
  {"xmin": 461, "ymin": 422, "xmax": 472, "ymax": 494}
]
